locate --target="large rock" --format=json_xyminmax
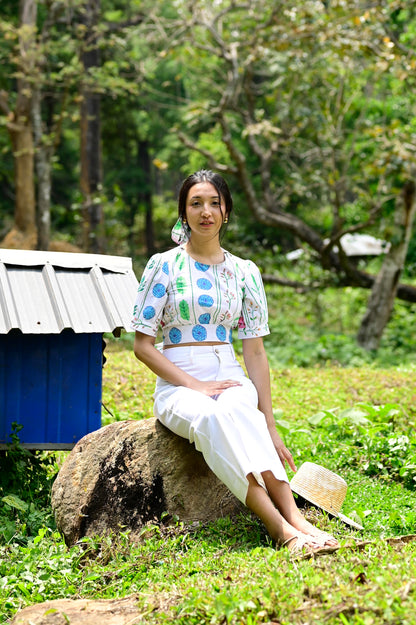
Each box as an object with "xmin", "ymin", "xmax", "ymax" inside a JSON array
[
  {"xmin": 51, "ymin": 418, "xmax": 244, "ymax": 545},
  {"xmin": 10, "ymin": 596, "xmax": 141, "ymax": 625}
]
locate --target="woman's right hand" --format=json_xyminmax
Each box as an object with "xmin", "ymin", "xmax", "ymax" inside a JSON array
[{"xmin": 189, "ymin": 378, "xmax": 242, "ymax": 397}]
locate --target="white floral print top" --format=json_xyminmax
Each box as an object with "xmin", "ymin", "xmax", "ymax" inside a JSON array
[{"xmin": 131, "ymin": 246, "xmax": 269, "ymax": 346}]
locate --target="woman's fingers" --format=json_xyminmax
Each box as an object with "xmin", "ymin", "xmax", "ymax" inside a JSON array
[
  {"xmin": 283, "ymin": 450, "xmax": 297, "ymax": 473},
  {"xmin": 278, "ymin": 446, "xmax": 297, "ymax": 472},
  {"xmin": 194, "ymin": 379, "xmax": 242, "ymax": 396}
]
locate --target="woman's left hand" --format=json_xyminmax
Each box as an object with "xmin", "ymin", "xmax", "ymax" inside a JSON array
[{"xmin": 269, "ymin": 427, "xmax": 297, "ymax": 473}]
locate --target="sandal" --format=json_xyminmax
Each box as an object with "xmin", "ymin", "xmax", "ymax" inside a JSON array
[
  {"xmin": 307, "ymin": 531, "xmax": 339, "ymax": 548},
  {"xmin": 281, "ymin": 532, "xmax": 339, "ymax": 560},
  {"xmin": 280, "ymin": 532, "xmax": 318, "ymax": 559}
]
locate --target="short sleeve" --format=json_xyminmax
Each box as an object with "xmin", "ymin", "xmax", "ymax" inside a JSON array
[
  {"xmin": 131, "ymin": 254, "xmax": 169, "ymax": 336},
  {"xmin": 237, "ymin": 260, "xmax": 270, "ymax": 339}
]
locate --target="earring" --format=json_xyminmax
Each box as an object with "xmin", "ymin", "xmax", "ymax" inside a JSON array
[{"xmin": 224, "ymin": 218, "xmax": 228, "ymax": 223}]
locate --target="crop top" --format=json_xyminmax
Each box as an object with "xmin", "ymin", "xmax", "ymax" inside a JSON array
[{"xmin": 131, "ymin": 246, "xmax": 270, "ymax": 346}]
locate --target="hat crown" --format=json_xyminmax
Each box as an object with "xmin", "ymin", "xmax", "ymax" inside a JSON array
[{"xmin": 290, "ymin": 462, "xmax": 347, "ymax": 515}]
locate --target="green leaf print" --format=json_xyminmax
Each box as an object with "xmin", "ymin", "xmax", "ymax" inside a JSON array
[
  {"xmin": 179, "ymin": 300, "xmax": 190, "ymax": 320},
  {"xmin": 176, "ymin": 277, "xmax": 187, "ymax": 294},
  {"xmin": 175, "ymin": 251, "xmax": 185, "ymax": 271}
]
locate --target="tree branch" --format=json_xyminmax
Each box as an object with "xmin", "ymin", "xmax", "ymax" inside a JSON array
[
  {"xmin": 176, "ymin": 131, "xmax": 237, "ymax": 174},
  {"xmin": 261, "ymin": 274, "xmax": 326, "ymax": 292},
  {"xmin": 262, "ymin": 268, "xmax": 416, "ymax": 302}
]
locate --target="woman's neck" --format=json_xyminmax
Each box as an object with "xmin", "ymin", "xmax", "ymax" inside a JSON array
[{"xmin": 184, "ymin": 237, "xmax": 224, "ymax": 265}]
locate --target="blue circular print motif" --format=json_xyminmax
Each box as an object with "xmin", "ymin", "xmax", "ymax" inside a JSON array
[
  {"xmin": 216, "ymin": 325, "xmax": 226, "ymax": 342},
  {"xmin": 152, "ymin": 283, "xmax": 166, "ymax": 298},
  {"xmin": 169, "ymin": 328, "xmax": 182, "ymax": 344},
  {"xmin": 192, "ymin": 325, "xmax": 207, "ymax": 341},
  {"xmin": 143, "ymin": 306, "xmax": 156, "ymax": 320},
  {"xmin": 196, "ymin": 278, "xmax": 212, "ymax": 290},
  {"xmin": 198, "ymin": 294, "xmax": 214, "ymax": 308},
  {"xmin": 199, "ymin": 313, "xmax": 211, "ymax": 324},
  {"xmin": 162, "ymin": 262, "xmax": 169, "ymax": 275},
  {"xmin": 195, "ymin": 262, "xmax": 210, "ymax": 272}
]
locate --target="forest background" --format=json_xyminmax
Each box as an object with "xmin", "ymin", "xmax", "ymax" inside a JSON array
[
  {"xmin": 1, "ymin": 3, "xmax": 416, "ymax": 624},
  {"xmin": 1, "ymin": 0, "xmax": 416, "ymax": 362}
]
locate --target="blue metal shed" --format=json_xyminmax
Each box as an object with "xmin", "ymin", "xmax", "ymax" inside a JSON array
[{"xmin": 0, "ymin": 249, "xmax": 138, "ymax": 449}]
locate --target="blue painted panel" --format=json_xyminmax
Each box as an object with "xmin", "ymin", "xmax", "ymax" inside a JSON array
[{"xmin": 0, "ymin": 330, "xmax": 102, "ymax": 447}]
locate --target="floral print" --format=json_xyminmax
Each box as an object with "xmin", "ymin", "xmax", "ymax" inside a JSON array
[{"xmin": 131, "ymin": 246, "xmax": 269, "ymax": 345}]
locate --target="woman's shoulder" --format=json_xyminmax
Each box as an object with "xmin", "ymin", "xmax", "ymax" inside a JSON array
[
  {"xmin": 145, "ymin": 246, "xmax": 186, "ymax": 267},
  {"xmin": 224, "ymin": 249, "xmax": 260, "ymax": 273}
]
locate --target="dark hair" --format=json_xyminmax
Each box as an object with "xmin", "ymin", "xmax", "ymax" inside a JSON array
[{"xmin": 177, "ymin": 170, "xmax": 233, "ymax": 227}]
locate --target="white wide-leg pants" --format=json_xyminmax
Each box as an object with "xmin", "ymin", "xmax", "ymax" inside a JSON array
[{"xmin": 153, "ymin": 343, "xmax": 288, "ymax": 505}]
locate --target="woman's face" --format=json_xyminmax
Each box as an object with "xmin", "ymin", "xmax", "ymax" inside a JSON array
[{"xmin": 185, "ymin": 182, "xmax": 227, "ymax": 240}]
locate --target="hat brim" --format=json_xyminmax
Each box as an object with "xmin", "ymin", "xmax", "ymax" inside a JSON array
[{"xmin": 291, "ymin": 486, "xmax": 364, "ymax": 531}]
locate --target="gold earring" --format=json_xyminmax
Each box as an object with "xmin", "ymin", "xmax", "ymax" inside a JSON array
[
  {"xmin": 224, "ymin": 218, "xmax": 228, "ymax": 223},
  {"xmin": 183, "ymin": 219, "xmax": 187, "ymax": 224}
]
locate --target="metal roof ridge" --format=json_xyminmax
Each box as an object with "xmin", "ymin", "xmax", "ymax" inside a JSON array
[
  {"xmin": 42, "ymin": 263, "xmax": 72, "ymax": 331},
  {"xmin": 0, "ymin": 262, "xmax": 20, "ymax": 332},
  {"xmin": 89, "ymin": 265, "xmax": 119, "ymax": 329},
  {"xmin": 0, "ymin": 249, "xmax": 133, "ymax": 273}
]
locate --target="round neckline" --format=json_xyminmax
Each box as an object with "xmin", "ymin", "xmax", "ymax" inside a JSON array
[{"xmin": 179, "ymin": 244, "xmax": 229, "ymax": 267}]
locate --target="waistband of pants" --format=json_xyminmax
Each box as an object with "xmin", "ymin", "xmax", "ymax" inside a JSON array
[{"xmin": 162, "ymin": 343, "xmax": 235, "ymax": 358}]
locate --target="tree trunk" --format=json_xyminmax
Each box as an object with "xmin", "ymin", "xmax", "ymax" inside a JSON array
[
  {"xmin": 32, "ymin": 87, "xmax": 52, "ymax": 250},
  {"xmin": 357, "ymin": 179, "xmax": 416, "ymax": 351},
  {"xmin": 9, "ymin": 124, "xmax": 36, "ymax": 235},
  {"xmin": 3, "ymin": 0, "xmax": 38, "ymax": 243},
  {"xmin": 138, "ymin": 139, "xmax": 155, "ymax": 257},
  {"xmin": 80, "ymin": 0, "xmax": 105, "ymax": 254}
]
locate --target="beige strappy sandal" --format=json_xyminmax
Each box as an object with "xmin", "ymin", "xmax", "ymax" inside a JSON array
[
  {"xmin": 308, "ymin": 531, "xmax": 339, "ymax": 548},
  {"xmin": 281, "ymin": 532, "xmax": 339, "ymax": 560}
]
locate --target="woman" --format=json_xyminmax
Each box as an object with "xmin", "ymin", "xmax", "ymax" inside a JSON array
[{"xmin": 131, "ymin": 170, "xmax": 338, "ymax": 556}]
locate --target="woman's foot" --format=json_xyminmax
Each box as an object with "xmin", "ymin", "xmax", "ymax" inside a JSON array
[
  {"xmin": 306, "ymin": 529, "xmax": 339, "ymax": 547},
  {"xmin": 281, "ymin": 532, "xmax": 339, "ymax": 559},
  {"xmin": 288, "ymin": 516, "xmax": 339, "ymax": 547},
  {"xmin": 258, "ymin": 475, "xmax": 340, "ymax": 548}
]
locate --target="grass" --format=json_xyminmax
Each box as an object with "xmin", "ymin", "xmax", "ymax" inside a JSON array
[
  {"xmin": 2, "ymin": 520, "xmax": 416, "ymax": 624},
  {"xmin": 1, "ymin": 341, "xmax": 416, "ymax": 624}
]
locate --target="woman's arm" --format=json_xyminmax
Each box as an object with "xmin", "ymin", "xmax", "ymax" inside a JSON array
[
  {"xmin": 134, "ymin": 331, "xmax": 241, "ymax": 397},
  {"xmin": 242, "ymin": 337, "xmax": 296, "ymax": 472}
]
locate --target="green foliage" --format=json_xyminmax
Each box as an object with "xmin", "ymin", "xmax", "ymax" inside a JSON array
[
  {"xmin": 261, "ymin": 277, "xmax": 416, "ymax": 368},
  {"xmin": 2, "ymin": 510, "xmax": 416, "ymax": 623},
  {"xmin": 0, "ymin": 425, "xmax": 57, "ymax": 544},
  {"xmin": 285, "ymin": 403, "xmax": 416, "ymax": 490}
]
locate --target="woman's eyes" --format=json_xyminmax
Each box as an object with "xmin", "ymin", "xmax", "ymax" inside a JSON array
[{"xmin": 190, "ymin": 201, "xmax": 220, "ymax": 207}]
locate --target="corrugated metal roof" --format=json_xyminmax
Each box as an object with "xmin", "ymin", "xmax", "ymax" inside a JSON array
[{"xmin": 0, "ymin": 249, "xmax": 139, "ymax": 335}]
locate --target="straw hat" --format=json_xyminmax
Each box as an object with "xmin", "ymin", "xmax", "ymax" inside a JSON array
[{"xmin": 290, "ymin": 462, "xmax": 363, "ymax": 530}]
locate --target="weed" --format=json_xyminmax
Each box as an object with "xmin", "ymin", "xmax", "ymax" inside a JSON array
[
  {"xmin": 285, "ymin": 403, "xmax": 416, "ymax": 490},
  {"xmin": 0, "ymin": 424, "xmax": 57, "ymax": 543}
]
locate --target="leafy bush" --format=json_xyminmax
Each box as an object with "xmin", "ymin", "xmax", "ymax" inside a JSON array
[
  {"xmin": 264, "ymin": 280, "xmax": 416, "ymax": 368},
  {"xmin": 0, "ymin": 424, "xmax": 58, "ymax": 544},
  {"xmin": 280, "ymin": 403, "xmax": 416, "ymax": 490}
]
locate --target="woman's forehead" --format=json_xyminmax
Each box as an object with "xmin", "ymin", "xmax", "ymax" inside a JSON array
[{"xmin": 187, "ymin": 181, "xmax": 221, "ymax": 198}]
